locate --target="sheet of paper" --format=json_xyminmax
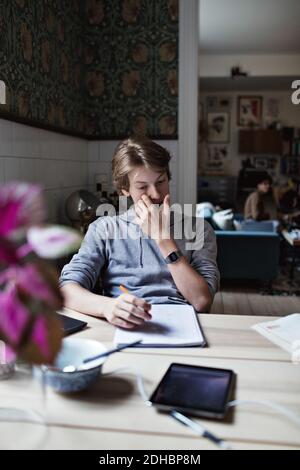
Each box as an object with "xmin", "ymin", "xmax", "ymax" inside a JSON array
[
  {"xmin": 252, "ymin": 313, "xmax": 300, "ymax": 353},
  {"xmin": 114, "ymin": 304, "xmax": 205, "ymax": 347}
]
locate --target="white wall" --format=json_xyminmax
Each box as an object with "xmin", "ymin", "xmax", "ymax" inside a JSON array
[
  {"xmin": 199, "ymin": 54, "xmax": 300, "ymax": 78},
  {"xmin": 199, "ymin": 90, "xmax": 300, "ymax": 179},
  {"xmin": 0, "ymin": 118, "xmax": 180, "ymax": 224},
  {"xmin": 87, "ymin": 140, "xmax": 179, "ymax": 204},
  {"xmin": 0, "ymin": 119, "xmax": 88, "ymax": 223}
]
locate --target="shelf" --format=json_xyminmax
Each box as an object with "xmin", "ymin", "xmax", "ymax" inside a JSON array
[{"xmin": 239, "ymin": 129, "xmax": 282, "ymax": 155}]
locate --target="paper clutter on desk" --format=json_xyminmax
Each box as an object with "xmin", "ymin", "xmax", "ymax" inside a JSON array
[{"xmin": 252, "ymin": 314, "xmax": 300, "ymax": 364}]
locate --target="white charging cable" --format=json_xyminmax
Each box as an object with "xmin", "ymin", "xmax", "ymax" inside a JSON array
[{"xmin": 227, "ymin": 399, "xmax": 300, "ymax": 429}]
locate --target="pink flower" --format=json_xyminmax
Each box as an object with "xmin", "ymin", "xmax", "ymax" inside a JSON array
[
  {"xmin": 0, "ymin": 183, "xmax": 45, "ymax": 237},
  {"xmin": 30, "ymin": 316, "xmax": 50, "ymax": 359},
  {"xmin": 0, "ymin": 264, "xmax": 57, "ymax": 304},
  {"xmin": 0, "ymin": 239, "xmax": 19, "ymax": 265},
  {"xmin": 0, "ymin": 285, "xmax": 29, "ymax": 346},
  {"xmin": 0, "ymin": 182, "xmax": 81, "ymax": 364},
  {"xmin": 27, "ymin": 225, "xmax": 82, "ymax": 259}
]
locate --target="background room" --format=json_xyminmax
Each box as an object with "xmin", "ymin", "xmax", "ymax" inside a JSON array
[{"xmin": 197, "ymin": 0, "xmax": 300, "ymax": 314}]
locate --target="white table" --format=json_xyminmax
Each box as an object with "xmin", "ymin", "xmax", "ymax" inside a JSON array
[{"xmin": 1, "ymin": 310, "xmax": 300, "ymax": 450}]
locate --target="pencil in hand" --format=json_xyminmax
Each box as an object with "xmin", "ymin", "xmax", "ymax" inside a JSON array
[
  {"xmin": 119, "ymin": 285, "xmax": 152, "ymax": 319},
  {"xmin": 119, "ymin": 285, "xmax": 129, "ymax": 294}
]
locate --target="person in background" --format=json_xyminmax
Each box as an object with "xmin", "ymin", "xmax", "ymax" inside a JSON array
[{"xmin": 244, "ymin": 172, "xmax": 278, "ymax": 221}]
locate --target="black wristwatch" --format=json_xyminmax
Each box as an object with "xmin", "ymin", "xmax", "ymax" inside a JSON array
[{"xmin": 164, "ymin": 249, "xmax": 183, "ymax": 264}]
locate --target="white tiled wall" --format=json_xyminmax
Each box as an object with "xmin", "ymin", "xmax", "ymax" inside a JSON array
[
  {"xmin": 0, "ymin": 119, "xmax": 89, "ymax": 223},
  {"xmin": 0, "ymin": 119, "xmax": 179, "ymax": 224},
  {"xmin": 87, "ymin": 139, "xmax": 179, "ymax": 202}
]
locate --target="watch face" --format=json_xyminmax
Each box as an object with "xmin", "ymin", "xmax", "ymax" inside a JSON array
[{"xmin": 169, "ymin": 252, "xmax": 178, "ymax": 262}]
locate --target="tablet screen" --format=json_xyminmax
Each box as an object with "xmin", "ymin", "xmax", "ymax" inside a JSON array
[{"xmin": 149, "ymin": 363, "xmax": 234, "ymax": 416}]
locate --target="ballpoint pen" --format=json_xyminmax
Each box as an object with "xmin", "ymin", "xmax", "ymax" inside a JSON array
[{"xmin": 170, "ymin": 410, "xmax": 231, "ymax": 450}]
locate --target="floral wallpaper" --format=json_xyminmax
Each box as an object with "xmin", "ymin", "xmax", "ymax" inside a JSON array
[
  {"xmin": 0, "ymin": 0, "xmax": 86, "ymax": 134},
  {"xmin": 0, "ymin": 0, "xmax": 178, "ymax": 138}
]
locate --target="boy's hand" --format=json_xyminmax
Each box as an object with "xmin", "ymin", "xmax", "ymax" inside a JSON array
[
  {"xmin": 104, "ymin": 293, "xmax": 152, "ymax": 329},
  {"xmin": 135, "ymin": 194, "xmax": 171, "ymax": 242}
]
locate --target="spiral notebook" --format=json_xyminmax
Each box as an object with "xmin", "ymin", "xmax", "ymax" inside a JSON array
[{"xmin": 114, "ymin": 304, "xmax": 206, "ymax": 348}]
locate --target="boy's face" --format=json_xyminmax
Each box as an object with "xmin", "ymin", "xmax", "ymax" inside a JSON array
[{"xmin": 122, "ymin": 166, "xmax": 169, "ymax": 205}]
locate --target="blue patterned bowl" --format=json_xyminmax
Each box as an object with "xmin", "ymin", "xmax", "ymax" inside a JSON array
[{"xmin": 35, "ymin": 338, "xmax": 107, "ymax": 393}]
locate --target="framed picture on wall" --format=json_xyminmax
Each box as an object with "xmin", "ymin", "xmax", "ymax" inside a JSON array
[
  {"xmin": 238, "ymin": 96, "xmax": 262, "ymax": 127},
  {"xmin": 207, "ymin": 111, "xmax": 230, "ymax": 143},
  {"xmin": 204, "ymin": 145, "xmax": 228, "ymax": 175}
]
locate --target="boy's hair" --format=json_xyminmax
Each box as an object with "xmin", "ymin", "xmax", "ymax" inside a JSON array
[{"xmin": 112, "ymin": 136, "xmax": 172, "ymax": 194}]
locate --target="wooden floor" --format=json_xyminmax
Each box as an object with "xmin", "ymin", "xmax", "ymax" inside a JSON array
[{"xmin": 211, "ymin": 284, "xmax": 300, "ymax": 316}]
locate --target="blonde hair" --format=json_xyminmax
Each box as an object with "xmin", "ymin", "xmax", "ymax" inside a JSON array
[{"xmin": 112, "ymin": 136, "xmax": 172, "ymax": 194}]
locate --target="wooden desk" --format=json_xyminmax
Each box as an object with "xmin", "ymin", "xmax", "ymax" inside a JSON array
[{"xmin": 1, "ymin": 310, "xmax": 300, "ymax": 450}]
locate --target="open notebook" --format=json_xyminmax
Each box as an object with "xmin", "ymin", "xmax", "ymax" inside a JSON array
[{"xmin": 114, "ymin": 304, "xmax": 206, "ymax": 348}]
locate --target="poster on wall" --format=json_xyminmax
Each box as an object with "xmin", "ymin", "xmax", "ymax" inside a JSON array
[
  {"xmin": 238, "ymin": 96, "xmax": 262, "ymax": 127},
  {"xmin": 206, "ymin": 96, "xmax": 231, "ymax": 111},
  {"xmin": 207, "ymin": 111, "xmax": 230, "ymax": 143},
  {"xmin": 204, "ymin": 145, "xmax": 228, "ymax": 175},
  {"xmin": 265, "ymin": 98, "xmax": 281, "ymax": 125}
]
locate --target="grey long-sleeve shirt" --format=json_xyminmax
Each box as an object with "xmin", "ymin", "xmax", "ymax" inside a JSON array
[{"xmin": 59, "ymin": 207, "xmax": 220, "ymax": 306}]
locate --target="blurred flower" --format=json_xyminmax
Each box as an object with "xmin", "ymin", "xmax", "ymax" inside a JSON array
[
  {"xmin": 0, "ymin": 240, "xmax": 19, "ymax": 265},
  {"xmin": 27, "ymin": 225, "xmax": 82, "ymax": 259},
  {"xmin": 0, "ymin": 183, "xmax": 45, "ymax": 237},
  {"xmin": 0, "ymin": 264, "xmax": 59, "ymax": 304},
  {"xmin": 0, "ymin": 183, "xmax": 82, "ymax": 365},
  {"xmin": 0, "ymin": 284, "xmax": 29, "ymax": 346}
]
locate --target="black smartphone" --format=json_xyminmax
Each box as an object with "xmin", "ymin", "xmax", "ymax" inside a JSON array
[{"xmin": 149, "ymin": 363, "xmax": 235, "ymax": 420}]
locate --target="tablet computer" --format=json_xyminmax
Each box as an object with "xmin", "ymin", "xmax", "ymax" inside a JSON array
[{"xmin": 149, "ymin": 363, "xmax": 235, "ymax": 420}]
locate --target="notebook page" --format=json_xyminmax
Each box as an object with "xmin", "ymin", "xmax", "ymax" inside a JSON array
[{"xmin": 114, "ymin": 304, "xmax": 205, "ymax": 347}]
